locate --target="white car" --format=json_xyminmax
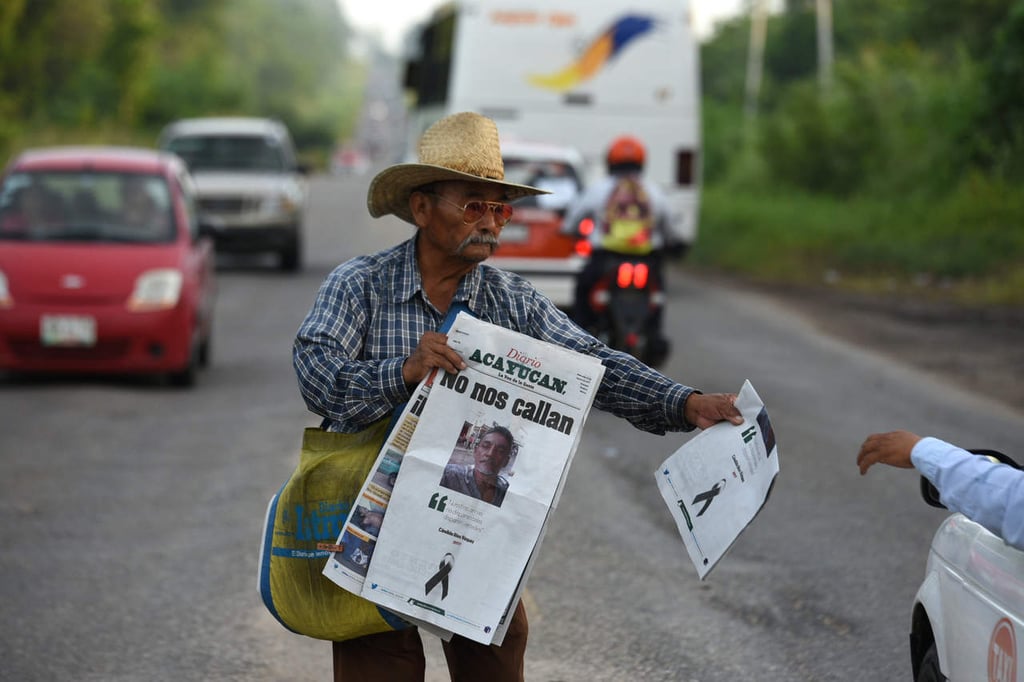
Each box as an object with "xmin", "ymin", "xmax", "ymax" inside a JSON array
[
  {"xmin": 910, "ymin": 452, "xmax": 1024, "ymax": 682},
  {"xmin": 490, "ymin": 138, "xmax": 588, "ymax": 309},
  {"xmin": 158, "ymin": 117, "xmax": 309, "ymax": 272}
]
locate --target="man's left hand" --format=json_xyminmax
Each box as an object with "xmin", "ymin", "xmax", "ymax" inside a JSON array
[{"xmin": 683, "ymin": 392, "xmax": 743, "ymax": 430}]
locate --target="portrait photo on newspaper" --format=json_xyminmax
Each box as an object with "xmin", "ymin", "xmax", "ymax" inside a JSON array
[{"xmin": 440, "ymin": 422, "xmax": 520, "ymax": 508}]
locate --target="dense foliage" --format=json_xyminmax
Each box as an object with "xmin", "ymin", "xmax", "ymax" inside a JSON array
[
  {"xmin": 697, "ymin": 0, "xmax": 1024, "ymax": 303},
  {"xmin": 0, "ymin": 0, "xmax": 365, "ymax": 165}
]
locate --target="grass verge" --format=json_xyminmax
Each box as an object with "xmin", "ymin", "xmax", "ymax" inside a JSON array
[{"xmin": 691, "ymin": 176, "xmax": 1024, "ymax": 307}]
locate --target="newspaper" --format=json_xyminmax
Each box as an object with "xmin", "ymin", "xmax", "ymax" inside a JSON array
[
  {"xmin": 655, "ymin": 380, "xmax": 779, "ymax": 579},
  {"xmin": 352, "ymin": 312, "xmax": 605, "ymax": 645}
]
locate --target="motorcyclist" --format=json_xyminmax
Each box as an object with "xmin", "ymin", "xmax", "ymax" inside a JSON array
[{"xmin": 562, "ymin": 135, "xmax": 677, "ymax": 344}]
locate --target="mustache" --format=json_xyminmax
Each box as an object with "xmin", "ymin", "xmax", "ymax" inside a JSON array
[{"xmin": 457, "ymin": 233, "xmax": 500, "ymax": 251}]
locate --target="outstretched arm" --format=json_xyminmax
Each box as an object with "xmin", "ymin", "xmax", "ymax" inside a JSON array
[{"xmin": 858, "ymin": 432, "xmax": 1024, "ymax": 550}]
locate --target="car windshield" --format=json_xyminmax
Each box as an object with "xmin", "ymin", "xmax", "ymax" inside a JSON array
[
  {"xmin": 503, "ymin": 157, "xmax": 582, "ymax": 212},
  {"xmin": 165, "ymin": 134, "xmax": 287, "ymax": 172},
  {"xmin": 0, "ymin": 171, "xmax": 175, "ymax": 244}
]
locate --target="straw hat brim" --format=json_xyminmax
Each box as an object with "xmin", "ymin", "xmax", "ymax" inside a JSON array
[{"xmin": 367, "ymin": 163, "xmax": 549, "ymax": 226}]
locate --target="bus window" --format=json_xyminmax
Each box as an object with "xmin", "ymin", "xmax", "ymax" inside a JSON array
[{"xmin": 676, "ymin": 150, "xmax": 696, "ymax": 187}]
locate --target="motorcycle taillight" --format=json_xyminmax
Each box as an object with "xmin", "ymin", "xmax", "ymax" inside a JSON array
[
  {"xmin": 634, "ymin": 263, "xmax": 649, "ymax": 288},
  {"xmin": 616, "ymin": 262, "xmax": 649, "ymax": 289},
  {"xmin": 616, "ymin": 263, "xmax": 633, "ymax": 288}
]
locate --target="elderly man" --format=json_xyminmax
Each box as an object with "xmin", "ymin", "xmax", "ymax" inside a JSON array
[{"xmin": 293, "ymin": 111, "xmax": 743, "ymax": 682}]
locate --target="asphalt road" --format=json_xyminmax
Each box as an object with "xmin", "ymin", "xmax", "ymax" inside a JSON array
[{"xmin": 1, "ymin": 173, "xmax": 1021, "ymax": 681}]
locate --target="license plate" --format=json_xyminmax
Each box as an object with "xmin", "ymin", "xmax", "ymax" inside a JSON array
[
  {"xmin": 501, "ymin": 223, "xmax": 529, "ymax": 243},
  {"xmin": 40, "ymin": 315, "xmax": 97, "ymax": 347}
]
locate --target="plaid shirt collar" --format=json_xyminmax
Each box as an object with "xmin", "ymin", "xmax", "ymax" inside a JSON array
[{"xmin": 393, "ymin": 235, "xmax": 487, "ymax": 314}]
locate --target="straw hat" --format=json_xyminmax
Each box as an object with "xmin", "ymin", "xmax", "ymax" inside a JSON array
[{"xmin": 367, "ymin": 112, "xmax": 548, "ymax": 225}]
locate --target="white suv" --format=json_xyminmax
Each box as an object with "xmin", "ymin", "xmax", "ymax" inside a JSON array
[{"xmin": 158, "ymin": 117, "xmax": 308, "ymax": 271}]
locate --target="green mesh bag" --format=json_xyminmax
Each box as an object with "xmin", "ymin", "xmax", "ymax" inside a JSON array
[{"xmin": 257, "ymin": 421, "xmax": 409, "ymax": 641}]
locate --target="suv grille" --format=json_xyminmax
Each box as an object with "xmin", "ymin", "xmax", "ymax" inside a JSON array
[{"xmin": 198, "ymin": 197, "xmax": 259, "ymax": 214}]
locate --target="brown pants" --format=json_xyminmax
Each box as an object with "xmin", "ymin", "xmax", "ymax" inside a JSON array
[{"xmin": 332, "ymin": 600, "xmax": 528, "ymax": 682}]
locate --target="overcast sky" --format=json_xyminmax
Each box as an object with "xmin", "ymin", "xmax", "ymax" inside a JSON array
[{"xmin": 338, "ymin": 0, "xmax": 751, "ymax": 52}]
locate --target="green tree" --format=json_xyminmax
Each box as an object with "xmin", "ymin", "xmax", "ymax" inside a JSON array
[
  {"xmin": 904, "ymin": 0, "xmax": 1015, "ymax": 59},
  {"xmin": 0, "ymin": 0, "xmax": 361, "ymax": 163},
  {"xmin": 975, "ymin": 0, "xmax": 1024, "ymax": 179}
]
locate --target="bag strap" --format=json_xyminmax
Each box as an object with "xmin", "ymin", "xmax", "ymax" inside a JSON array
[{"xmin": 442, "ymin": 302, "xmax": 473, "ymax": 331}]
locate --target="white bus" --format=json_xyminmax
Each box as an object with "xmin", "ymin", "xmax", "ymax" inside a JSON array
[{"xmin": 401, "ymin": 0, "xmax": 702, "ymax": 252}]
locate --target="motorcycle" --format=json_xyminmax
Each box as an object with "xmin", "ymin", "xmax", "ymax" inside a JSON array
[{"xmin": 583, "ymin": 253, "xmax": 670, "ymax": 367}]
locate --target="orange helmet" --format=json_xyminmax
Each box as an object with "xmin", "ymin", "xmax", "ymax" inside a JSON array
[{"xmin": 606, "ymin": 135, "xmax": 646, "ymax": 166}]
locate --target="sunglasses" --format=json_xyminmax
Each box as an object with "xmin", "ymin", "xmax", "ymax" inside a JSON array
[{"xmin": 427, "ymin": 193, "xmax": 515, "ymax": 227}]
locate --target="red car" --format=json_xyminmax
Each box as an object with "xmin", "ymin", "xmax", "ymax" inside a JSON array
[
  {"xmin": 0, "ymin": 146, "xmax": 217, "ymax": 386},
  {"xmin": 490, "ymin": 139, "xmax": 588, "ymax": 309}
]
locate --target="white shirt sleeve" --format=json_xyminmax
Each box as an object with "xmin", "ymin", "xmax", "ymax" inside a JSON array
[{"xmin": 911, "ymin": 436, "xmax": 1024, "ymax": 550}]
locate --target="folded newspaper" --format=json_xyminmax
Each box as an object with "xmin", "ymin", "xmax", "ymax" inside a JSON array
[
  {"xmin": 655, "ymin": 380, "xmax": 779, "ymax": 579},
  {"xmin": 322, "ymin": 312, "xmax": 605, "ymax": 645}
]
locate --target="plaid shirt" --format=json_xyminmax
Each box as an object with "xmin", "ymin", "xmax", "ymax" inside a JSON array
[{"xmin": 293, "ymin": 237, "xmax": 696, "ymax": 434}]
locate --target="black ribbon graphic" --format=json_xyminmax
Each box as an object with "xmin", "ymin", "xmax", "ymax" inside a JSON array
[
  {"xmin": 692, "ymin": 480, "xmax": 725, "ymax": 517},
  {"xmin": 424, "ymin": 553, "xmax": 454, "ymax": 600}
]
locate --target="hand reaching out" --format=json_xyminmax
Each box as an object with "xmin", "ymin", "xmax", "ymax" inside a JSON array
[{"xmin": 856, "ymin": 430, "xmax": 923, "ymax": 475}]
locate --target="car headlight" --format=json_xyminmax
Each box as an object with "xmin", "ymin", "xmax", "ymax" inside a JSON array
[
  {"xmin": 0, "ymin": 270, "xmax": 11, "ymax": 307},
  {"xmin": 263, "ymin": 188, "xmax": 302, "ymax": 216},
  {"xmin": 127, "ymin": 268, "xmax": 183, "ymax": 311}
]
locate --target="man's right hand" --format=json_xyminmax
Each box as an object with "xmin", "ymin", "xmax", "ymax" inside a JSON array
[
  {"xmin": 683, "ymin": 392, "xmax": 743, "ymax": 430},
  {"xmin": 402, "ymin": 331, "xmax": 467, "ymax": 386}
]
